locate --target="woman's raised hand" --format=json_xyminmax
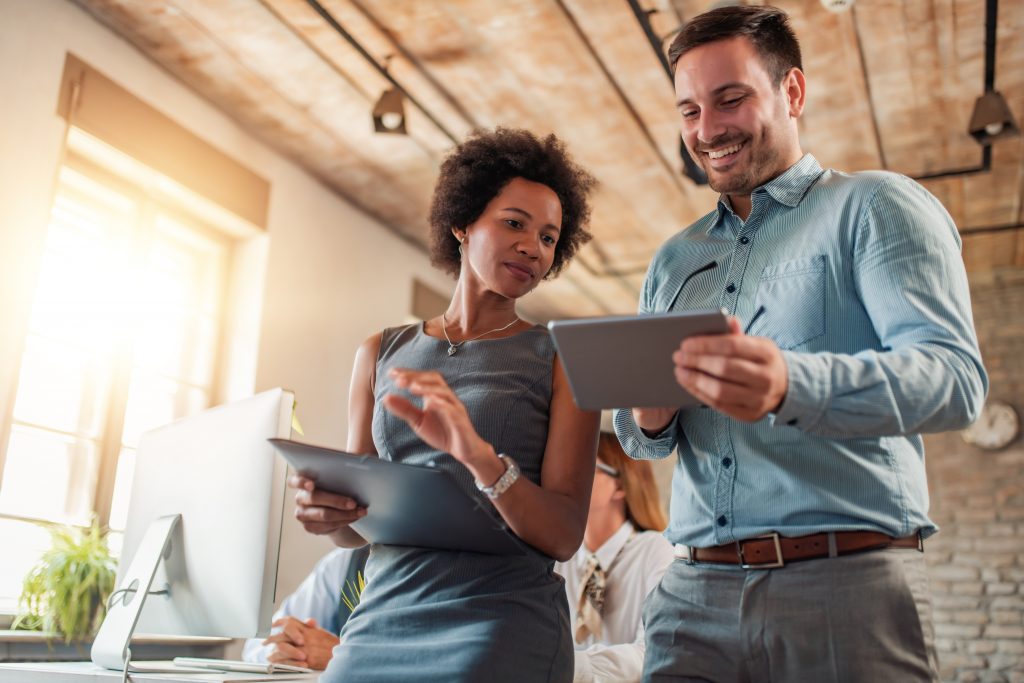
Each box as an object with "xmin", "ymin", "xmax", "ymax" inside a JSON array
[{"xmin": 382, "ymin": 368, "xmax": 490, "ymax": 466}]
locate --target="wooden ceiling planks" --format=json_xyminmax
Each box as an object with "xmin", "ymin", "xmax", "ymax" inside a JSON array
[
  {"xmin": 160, "ymin": 0, "xmax": 450, "ymax": 241},
  {"xmin": 72, "ymin": 0, "xmax": 438, "ymax": 243},
  {"xmin": 70, "ymin": 0, "xmax": 1024, "ymax": 316},
  {"xmin": 356, "ymin": 0, "xmax": 706, "ymax": 311},
  {"xmin": 854, "ymin": 0, "xmax": 983, "ymax": 177},
  {"xmin": 557, "ymin": 0, "xmax": 691, "ymax": 193},
  {"xmin": 281, "ymin": 0, "xmax": 478, "ymax": 147},
  {"xmin": 925, "ymin": 0, "xmax": 1023, "ymax": 232},
  {"xmin": 785, "ymin": 0, "xmax": 884, "ymax": 172}
]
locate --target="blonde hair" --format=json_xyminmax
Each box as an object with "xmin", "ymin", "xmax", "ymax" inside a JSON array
[{"xmin": 597, "ymin": 433, "xmax": 668, "ymax": 532}]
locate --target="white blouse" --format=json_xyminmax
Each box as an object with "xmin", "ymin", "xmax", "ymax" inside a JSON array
[{"xmin": 556, "ymin": 521, "xmax": 674, "ymax": 683}]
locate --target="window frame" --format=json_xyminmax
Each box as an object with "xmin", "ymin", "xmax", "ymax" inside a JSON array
[{"xmin": 1, "ymin": 151, "xmax": 234, "ymax": 534}]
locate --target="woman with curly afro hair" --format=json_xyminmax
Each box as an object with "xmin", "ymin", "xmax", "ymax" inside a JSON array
[{"xmin": 292, "ymin": 128, "xmax": 601, "ymax": 682}]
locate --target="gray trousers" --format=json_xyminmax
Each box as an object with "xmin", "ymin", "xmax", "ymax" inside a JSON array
[{"xmin": 642, "ymin": 548, "xmax": 938, "ymax": 682}]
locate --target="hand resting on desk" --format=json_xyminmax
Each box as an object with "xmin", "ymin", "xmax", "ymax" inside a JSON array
[{"xmin": 262, "ymin": 616, "xmax": 340, "ymax": 671}]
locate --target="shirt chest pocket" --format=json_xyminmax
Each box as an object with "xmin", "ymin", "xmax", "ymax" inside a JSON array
[{"xmin": 750, "ymin": 255, "xmax": 827, "ymax": 349}]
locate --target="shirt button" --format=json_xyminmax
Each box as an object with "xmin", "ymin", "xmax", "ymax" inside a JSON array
[
  {"xmin": 739, "ymin": 236, "xmax": 749, "ymax": 245},
  {"xmin": 722, "ymin": 457, "xmax": 732, "ymax": 468},
  {"xmin": 726, "ymin": 283, "xmax": 736, "ymax": 293},
  {"xmin": 717, "ymin": 515, "xmax": 728, "ymax": 527},
  {"xmin": 787, "ymin": 418, "xmax": 798, "ymax": 426}
]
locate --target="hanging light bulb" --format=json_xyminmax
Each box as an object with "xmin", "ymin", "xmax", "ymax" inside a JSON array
[
  {"xmin": 372, "ymin": 88, "xmax": 407, "ymax": 135},
  {"xmin": 968, "ymin": 90, "xmax": 1019, "ymax": 145}
]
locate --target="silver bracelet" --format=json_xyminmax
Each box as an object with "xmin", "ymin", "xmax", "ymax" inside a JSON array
[{"xmin": 475, "ymin": 455, "xmax": 520, "ymax": 500}]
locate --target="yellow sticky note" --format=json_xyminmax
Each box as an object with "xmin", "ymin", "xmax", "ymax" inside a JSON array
[{"xmin": 291, "ymin": 402, "xmax": 305, "ymax": 436}]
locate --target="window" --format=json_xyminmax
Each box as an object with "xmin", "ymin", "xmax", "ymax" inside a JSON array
[
  {"xmin": 0, "ymin": 54, "xmax": 270, "ymax": 619},
  {"xmin": 0, "ymin": 131, "xmax": 253, "ymax": 614}
]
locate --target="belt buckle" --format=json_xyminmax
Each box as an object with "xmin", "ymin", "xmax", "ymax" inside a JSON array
[{"xmin": 737, "ymin": 532, "xmax": 785, "ymax": 569}]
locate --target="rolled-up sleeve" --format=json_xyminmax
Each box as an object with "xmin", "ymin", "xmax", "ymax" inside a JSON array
[{"xmin": 613, "ymin": 408, "xmax": 677, "ymax": 461}]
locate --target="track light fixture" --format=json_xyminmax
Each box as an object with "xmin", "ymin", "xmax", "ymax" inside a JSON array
[
  {"xmin": 372, "ymin": 87, "xmax": 407, "ymax": 135},
  {"xmin": 968, "ymin": 90, "xmax": 1019, "ymax": 145}
]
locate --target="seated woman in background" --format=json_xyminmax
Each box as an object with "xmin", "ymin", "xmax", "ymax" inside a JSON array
[
  {"xmin": 559, "ymin": 418, "xmax": 673, "ymax": 683},
  {"xmin": 290, "ymin": 127, "xmax": 600, "ymax": 683}
]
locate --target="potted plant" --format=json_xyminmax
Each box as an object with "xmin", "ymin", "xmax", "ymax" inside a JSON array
[{"xmin": 13, "ymin": 519, "xmax": 117, "ymax": 644}]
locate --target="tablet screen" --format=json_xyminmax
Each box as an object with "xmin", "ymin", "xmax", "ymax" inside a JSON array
[{"xmin": 548, "ymin": 310, "xmax": 729, "ymax": 410}]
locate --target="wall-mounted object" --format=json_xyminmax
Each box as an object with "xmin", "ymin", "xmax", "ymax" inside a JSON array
[{"xmin": 961, "ymin": 400, "xmax": 1020, "ymax": 450}]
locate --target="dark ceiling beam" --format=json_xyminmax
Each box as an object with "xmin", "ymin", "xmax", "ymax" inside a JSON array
[
  {"xmin": 628, "ymin": 0, "xmax": 671, "ymax": 75},
  {"xmin": 553, "ymin": 0, "xmax": 690, "ymax": 196},
  {"xmin": 549, "ymin": 0, "xmax": 685, "ymax": 291},
  {"xmin": 983, "ymin": 0, "xmax": 998, "ymax": 92},
  {"xmin": 914, "ymin": 146, "xmax": 992, "ymax": 181},
  {"xmin": 347, "ymin": 0, "xmax": 482, "ymax": 132},
  {"xmin": 910, "ymin": 0, "xmax": 999, "ymax": 180},
  {"xmin": 852, "ymin": 0, "xmax": 999, "ymax": 181},
  {"xmin": 257, "ymin": 0, "xmax": 371, "ymax": 102},
  {"xmin": 304, "ymin": 0, "xmax": 462, "ymax": 145},
  {"xmin": 624, "ymin": 0, "xmax": 707, "ymax": 185},
  {"xmin": 960, "ymin": 221, "xmax": 1024, "ymax": 236}
]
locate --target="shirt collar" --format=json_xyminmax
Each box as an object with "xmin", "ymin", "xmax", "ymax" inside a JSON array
[
  {"xmin": 710, "ymin": 154, "xmax": 824, "ymax": 232},
  {"xmin": 591, "ymin": 520, "xmax": 635, "ymax": 570}
]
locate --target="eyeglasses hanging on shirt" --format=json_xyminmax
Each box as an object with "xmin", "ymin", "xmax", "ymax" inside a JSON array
[
  {"xmin": 667, "ymin": 260, "xmax": 718, "ymax": 311},
  {"xmin": 744, "ymin": 306, "xmax": 766, "ymax": 335}
]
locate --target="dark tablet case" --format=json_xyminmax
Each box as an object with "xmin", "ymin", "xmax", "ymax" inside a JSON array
[{"xmin": 269, "ymin": 438, "xmax": 527, "ymax": 556}]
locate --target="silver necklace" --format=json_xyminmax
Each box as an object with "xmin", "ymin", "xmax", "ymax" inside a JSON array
[{"xmin": 441, "ymin": 313, "xmax": 520, "ymax": 356}]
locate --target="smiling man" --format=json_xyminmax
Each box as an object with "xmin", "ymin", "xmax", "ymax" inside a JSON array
[{"xmin": 613, "ymin": 6, "xmax": 988, "ymax": 682}]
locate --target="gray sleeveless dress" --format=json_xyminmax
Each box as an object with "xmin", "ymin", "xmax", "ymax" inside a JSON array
[{"xmin": 321, "ymin": 322, "xmax": 573, "ymax": 683}]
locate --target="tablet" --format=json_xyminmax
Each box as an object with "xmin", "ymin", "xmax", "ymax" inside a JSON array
[
  {"xmin": 548, "ymin": 310, "xmax": 730, "ymax": 411},
  {"xmin": 269, "ymin": 438, "xmax": 527, "ymax": 556}
]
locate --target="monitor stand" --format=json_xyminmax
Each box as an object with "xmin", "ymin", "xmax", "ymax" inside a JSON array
[{"xmin": 90, "ymin": 514, "xmax": 201, "ymax": 676}]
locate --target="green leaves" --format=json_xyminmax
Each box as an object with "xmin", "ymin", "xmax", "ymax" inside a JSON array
[{"xmin": 12, "ymin": 519, "xmax": 117, "ymax": 644}]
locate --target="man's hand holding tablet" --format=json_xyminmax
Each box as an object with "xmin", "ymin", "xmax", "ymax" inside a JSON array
[
  {"xmin": 670, "ymin": 314, "xmax": 789, "ymax": 423},
  {"xmin": 548, "ymin": 309, "xmax": 788, "ymax": 425},
  {"xmin": 548, "ymin": 310, "xmax": 731, "ymax": 412}
]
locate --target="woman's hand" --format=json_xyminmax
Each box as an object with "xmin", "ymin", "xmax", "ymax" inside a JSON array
[
  {"xmin": 381, "ymin": 368, "xmax": 494, "ymax": 470},
  {"xmin": 289, "ymin": 474, "xmax": 367, "ymax": 543}
]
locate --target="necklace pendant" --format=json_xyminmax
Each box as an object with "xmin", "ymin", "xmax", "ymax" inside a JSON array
[{"xmin": 447, "ymin": 345, "xmax": 458, "ymax": 356}]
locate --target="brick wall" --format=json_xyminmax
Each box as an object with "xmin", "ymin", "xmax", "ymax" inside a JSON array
[{"xmin": 926, "ymin": 267, "xmax": 1024, "ymax": 683}]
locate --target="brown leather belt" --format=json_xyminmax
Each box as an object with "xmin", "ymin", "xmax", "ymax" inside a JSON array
[{"xmin": 675, "ymin": 531, "xmax": 923, "ymax": 569}]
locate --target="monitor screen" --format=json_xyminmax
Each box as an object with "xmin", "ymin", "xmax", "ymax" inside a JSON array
[{"xmin": 113, "ymin": 387, "xmax": 293, "ymax": 639}]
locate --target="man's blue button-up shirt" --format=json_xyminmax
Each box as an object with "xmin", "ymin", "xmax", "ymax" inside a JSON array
[{"xmin": 615, "ymin": 154, "xmax": 987, "ymax": 548}]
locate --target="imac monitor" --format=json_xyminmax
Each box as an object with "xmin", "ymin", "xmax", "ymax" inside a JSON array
[{"xmin": 91, "ymin": 388, "xmax": 293, "ymax": 671}]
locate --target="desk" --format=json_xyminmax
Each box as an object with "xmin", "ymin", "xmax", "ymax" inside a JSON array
[
  {"xmin": 0, "ymin": 662, "xmax": 318, "ymax": 682},
  {"xmin": 0, "ymin": 632, "xmax": 230, "ymax": 662}
]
